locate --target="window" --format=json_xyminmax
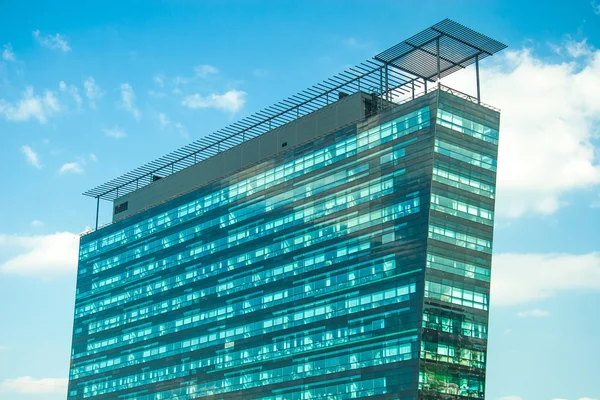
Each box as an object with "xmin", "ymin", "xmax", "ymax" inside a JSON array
[{"xmin": 113, "ymin": 202, "xmax": 128, "ymax": 214}]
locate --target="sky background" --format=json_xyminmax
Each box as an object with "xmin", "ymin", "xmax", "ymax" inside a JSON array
[{"xmin": 1, "ymin": 1, "xmax": 600, "ymax": 399}]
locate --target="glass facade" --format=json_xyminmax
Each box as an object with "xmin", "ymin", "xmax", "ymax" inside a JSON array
[
  {"xmin": 68, "ymin": 90, "xmax": 499, "ymax": 400},
  {"xmin": 419, "ymin": 92, "xmax": 499, "ymax": 399}
]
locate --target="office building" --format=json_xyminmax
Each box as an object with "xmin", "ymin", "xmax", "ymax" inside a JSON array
[{"xmin": 68, "ymin": 19, "xmax": 506, "ymax": 400}]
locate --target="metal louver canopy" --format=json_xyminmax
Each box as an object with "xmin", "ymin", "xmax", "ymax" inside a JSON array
[{"xmin": 375, "ymin": 19, "xmax": 507, "ymax": 81}]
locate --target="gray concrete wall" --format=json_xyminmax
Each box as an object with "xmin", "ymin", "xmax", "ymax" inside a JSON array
[{"xmin": 113, "ymin": 92, "xmax": 369, "ymax": 221}]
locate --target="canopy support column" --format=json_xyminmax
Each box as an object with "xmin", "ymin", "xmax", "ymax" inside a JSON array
[
  {"xmin": 436, "ymin": 38, "xmax": 441, "ymax": 87},
  {"xmin": 476, "ymin": 55, "xmax": 481, "ymax": 104},
  {"xmin": 95, "ymin": 197, "xmax": 100, "ymax": 230}
]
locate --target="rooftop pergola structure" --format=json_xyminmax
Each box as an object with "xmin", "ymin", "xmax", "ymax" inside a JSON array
[{"xmin": 83, "ymin": 18, "xmax": 507, "ymax": 229}]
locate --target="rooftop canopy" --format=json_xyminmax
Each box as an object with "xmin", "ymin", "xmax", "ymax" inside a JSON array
[{"xmin": 83, "ymin": 18, "xmax": 506, "ymax": 202}]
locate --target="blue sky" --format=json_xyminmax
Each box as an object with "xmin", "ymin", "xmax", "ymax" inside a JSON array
[{"xmin": 0, "ymin": 1, "xmax": 599, "ymax": 399}]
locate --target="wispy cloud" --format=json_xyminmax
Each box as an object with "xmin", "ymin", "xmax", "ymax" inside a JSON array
[
  {"xmin": 2, "ymin": 43, "xmax": 15, "ymax": 61},
  {"xmin": 20, "ymin": 145, "xmax": 42, "ymax": 168},
  {"xmin": 148, "ymin": 90, "xmax": 166, "ymax": 99},
  {"xmin": 173, "ymin": 76, "xmax": 188, "ymax": 86},
  {"xmin": 0, "ymin": 87, "xmax": 60, "ymax": 123},
  {"xmin": 59, "ymin": 162, "xmax": 83, "ymax": 174},
  {"xmin": 175, "ymin": 122, "xmax": 189, "ymax": 139},
  {"xmin": 252, "ymin": 68, "xmax": 269, "ymax": 78},
  {"xmin": 89, "ymin": 153, "xmax": 98, "ymax": 162},
  {"xmin": 166, "ymin": 64, "xmax": 220, "ymax": 88},
  {"xmin": 0, "ymin": 376, "xmax": 68, "ymax": 395},
  {"xmin": 154, "ymin": 74, "xmax": 165, "ymax": 87},
  {"xmin": 343, "ymin": 37, "xmax": 369, "ymax": 49},
  {"xmin": 182, "ymin": 89, "xmax": 246, "ymax": 113},
  {"xmin": 552, "ymin": 37, "xmax": 595, "ymax": 58},
  {"xmin": 0, "ymin": 233, "xmax": 78, "ymax": 277},
  {"xmin": 593, "ymin": 1, "xmax": 600, "ymax": 15},
  {"xmin": 102, "ymin": 126, "xmax": 126, "ymax": 140},
  {"xmin": 517, "ymin": 309, "xmax": 550, "ymax": 318},
  {"xmin": 194, "ymin": 64, "xmax": 219, "ymax": 78},
  {"xmin": 157, "ymin": 113, "xmax": 188, "ymax": 138},
  {"xmin": 158, "ymin": 112, "xmax": 170, "ymax": 127},
  {"xmin": 58, "ymin": 81, "xmax": 82, "ymax": 107},
  {"xmin": 32, "ymin": 30, "xmax": 71, "ymax": 53},
  {"xmin": 492, "ymin": 252, "xmax": 600, "ymax": 305},
  {"xmin": 83, "ymin": 77, "xmax": 104, "ymax": 109},
  {"xmin": 119, "ymin": 83, "xmax": 141, "ymax": 119},
  {"xmin": 30, "ymin": 220, "xmax": 44, "ymax": 228},
  {"xmin": 565, "ymin": 38, "xmax": 594, "ymax": 58}
]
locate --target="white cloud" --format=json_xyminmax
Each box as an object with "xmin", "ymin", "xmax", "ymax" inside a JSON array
[
  {"xmin": 103, "ymin": 126, "xmax": 126, "ymax": 140},
  {"xmin": 83, "ymin": 77, "xmax": 104, "ymax": 109},
  {"xmin": 120, "ymin": 83, "xmax": 141, "ymax": 119},
  {"xmin": 0, "ymin": 376, "xmax": 67, "ymax": 395},
  {"xmin": 182, "ymin": 89, "xmax": 246, "ymax": 113},
  {"xmin": 32, "ymin": 30, "xmax": 71, "ymax": 53},
  {"xmin": 444, "ymin": 46, "xmax": 600, "ymax": 218},
  {"xmin": 517, "ymin": 309, "xmax": 550, "ymax": 318},
  {"xmin": 59, "ymin": 162, "xmax": 84, "ymax": 174},
  {"xmin": 30, "ymin": 220, "xmax": 44, "ymax": 228},
  {"xmin": 0, "ymin": 87, "xmax": 61, "ymax": 123},
  {"xmin": 89, "ymin": 153, "xmax": 98, "ymax": 162},
  {"xmin": 0, "ymin": 232, "xmax": 78, "ymax": 277},
  {"xmin": 492, "ymin": 252, "xmax": 600, "ymax": 305},
  {"xmin": 59, "ymin": 81, "xmax": 82, "ymax": 106},
  {"xmin": 2, "ymin": 43, "xmax": 15, "ymax": 61},
  {"xmin": 158, "ymin": 112, "xmax": 170, "ymax": 127},
  {"xmin": 195, "ymin": 64, "xmax": 219, "ymax": 78},
  {"xmin": 593, "ymin": 1, "xmax": 600, "ymax": 15},
  {"xmin": 21, "ymin": 145, "xmax": 42, "ymax": 168}
]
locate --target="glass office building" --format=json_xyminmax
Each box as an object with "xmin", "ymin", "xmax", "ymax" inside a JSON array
[{"xmin": 68, "ymin": 20, "xmax": 505, "ymax": 400}]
